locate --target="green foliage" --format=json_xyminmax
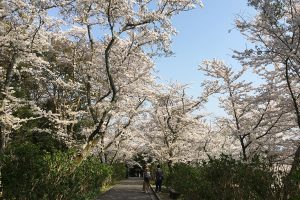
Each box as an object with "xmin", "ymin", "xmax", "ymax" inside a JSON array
[
  {"xmin": 45, "ymin": 153, "xmax": 117, "ymax": 199},
  {"xmin": 111, "ymin": 163, "xmax": 126, "ymax": 182},
  {"xmin": 10, "ymin": 105, "xmax": 67, "ymax": 153},
  {"xmin": 286, "ymin": 169, "xmax": 300, "ymax": 200},
  {"xmin": 1, "ymin": 142, "xmax": 125, "ymax": 200},
  {"xmin": 166, "ymin": 155, "xmax": 282, "ymax": 200},
  {"xmin": 1, "ymin": 143, "xmax": 49, "ymax": 200}
]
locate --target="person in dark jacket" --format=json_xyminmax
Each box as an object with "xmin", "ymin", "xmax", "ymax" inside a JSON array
[{"xmin": 155, "ymin": 164, "xmax": 164, "ymax": 192}]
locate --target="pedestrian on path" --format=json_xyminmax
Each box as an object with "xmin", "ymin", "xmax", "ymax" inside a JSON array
[
  {"xmin": 155, "ymin": 164, "xmax": 164, "ymax": 193},
  {"xmin": 143, "ymin": 166, "xmax": 151, "ymax": 193}
]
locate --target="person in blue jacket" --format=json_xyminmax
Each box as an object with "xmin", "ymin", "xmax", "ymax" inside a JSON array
[{"xmin": 155, "ymin": 164, "xmax": 164, "ymax": 193}]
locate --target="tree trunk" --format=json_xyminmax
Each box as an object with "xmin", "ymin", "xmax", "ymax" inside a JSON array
[
  {"xmin": 167, "ymin": 160, "xmax": 173, "ymax": 173},
  {"xmin": 239, "ymin": 136, "xmax": 247, "ymax": 161},
  {"xmin": 0, "ymin": 125, "xmax": 3, "ymax": 155}
]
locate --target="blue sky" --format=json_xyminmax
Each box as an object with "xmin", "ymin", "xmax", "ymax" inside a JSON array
[{"xmin": 155, "ymin": 0, "xmax": 255, "ymax": 95}]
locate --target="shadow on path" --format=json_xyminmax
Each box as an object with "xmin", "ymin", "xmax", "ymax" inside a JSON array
[{"xmin": 96, "ymin": 177, "xmax": 155, "ymax": 200}]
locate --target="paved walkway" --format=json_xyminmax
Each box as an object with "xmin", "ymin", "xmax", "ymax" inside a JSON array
[{"xmin": 96, "ymin": 177, "xmax": 157, "ymax": 200}]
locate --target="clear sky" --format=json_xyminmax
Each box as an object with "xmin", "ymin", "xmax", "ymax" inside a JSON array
[{"xmin": 154, "ymin": 0, "xmax": 256, "ymax": 116}]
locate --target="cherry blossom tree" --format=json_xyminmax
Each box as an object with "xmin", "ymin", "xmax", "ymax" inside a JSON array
[
  {"xmin": 53, "ymin": 0, "xmax": 204, "ymax": 164},
  {"xmin": 0, "ymin": 0, "xmax": 204, "ymax": 167},
  {"xmin": 0, "ymin": 0, "xmax": 63, "ymax": 152},
  {"xmin": 141, "ymin": 83, "xmax": 214, "ymax": 170},
  {"xmin": 199, "ymin": 59, "xmax": 294, "ymax": 161},
  {"xmin": 234, "ymin": 0, "xmax": 300, "ymax": 196}
]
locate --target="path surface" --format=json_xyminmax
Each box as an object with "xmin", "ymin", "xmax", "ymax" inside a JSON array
[{"xmin": 96, "ymin": 177, "xmax": 157, "ymax": 200}]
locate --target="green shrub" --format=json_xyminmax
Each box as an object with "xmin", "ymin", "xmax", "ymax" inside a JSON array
[
  {"xmin": 1, "ymin": 142, "xmax": 123, "ymax": 200},
  {"xmin": 111, "ymin": 163, "xmax": 126, "ymax": 182},
  {"xmin": 167, "ymin": 155, "xmax": 282, "ymax": 200},
  {"xmin": 1, "ymin": 143, "xmax": 49, "ymax": 200},
  {"xmin": 285, "ymin": 168, "xmax": 300, "ymax": 200},
  {"xmin": 69, "ymin": 157, "xmax": 113, "ymax": 199}
]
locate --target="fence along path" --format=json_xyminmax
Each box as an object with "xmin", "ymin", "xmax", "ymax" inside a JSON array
[{"xmin": 96, "ymin": 177, "xmax": 158, "ymax": 200}]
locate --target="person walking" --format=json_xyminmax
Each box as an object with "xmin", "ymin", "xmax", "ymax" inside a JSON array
[
  {"xmin": 143, "ymin": 166, "xmax": 151, "ymax": 193},
  {"xmin": 155, "ymin": 164, "xmax": 164, "ymax": 193}
]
